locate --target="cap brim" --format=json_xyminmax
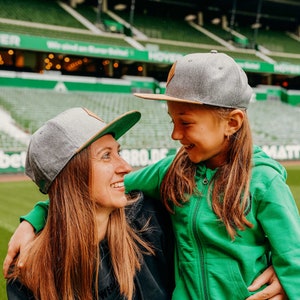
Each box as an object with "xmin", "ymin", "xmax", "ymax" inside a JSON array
[
  {"xmin": 134, "ymin": 93, "xmax": 204, "ymax": 105},
  {"xmin": 78, "ymin": 110, "xmax": 141, "ymax": 152}
]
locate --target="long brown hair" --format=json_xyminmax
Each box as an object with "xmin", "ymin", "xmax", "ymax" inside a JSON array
[
  {"xmin": 161, "ymin": 106, "xmax": 253, "ymax": 239},
  {"xmin": 8, "ymin": 147, "xmax": 153, "ymax": 299}
]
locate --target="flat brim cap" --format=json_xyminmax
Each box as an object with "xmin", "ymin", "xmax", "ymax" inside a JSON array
[
  {"xmin": 25, "ymin": 107, "xmax": 141, "ymax": 194},
  {"xmin": 134, "ymin": 50, "xmax": 253, "ymax": 109}
]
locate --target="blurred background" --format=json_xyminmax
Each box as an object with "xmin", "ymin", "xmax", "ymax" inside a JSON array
[
  {"xmin": 0, "ymin": 0, "xmax": 299, "ymax": 171},
  {"xmin": 0, "ymin": 0, "xmax": 300, "ymax": 297}
]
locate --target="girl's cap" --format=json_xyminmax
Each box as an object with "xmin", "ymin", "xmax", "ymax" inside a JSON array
[
  {"xmin": 134, "ymin": 50, "xmax": 253, "ymax": 109},
  {"xmin": 25, "ymin": 107, "xmax": 141, "ymax": 194}
]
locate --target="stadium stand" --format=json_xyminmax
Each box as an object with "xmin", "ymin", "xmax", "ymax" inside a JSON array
[
  {"xmin": 0, "ymin": 130, "xmax": 27, "ymax": 152},
  {"xmin": 0, "ymin": 0, "xmax": 299, "ymax": 165},
  {"xmin": 0, "ymin": 0, "xmax": 299, "ymax": 64},
  {"xmin": 0, "ymin": 87, "xmax": 178, "ymax": 150},
  {"xmin": 0, "ymin": 87, "xmax": 299, "ymax": 152}
]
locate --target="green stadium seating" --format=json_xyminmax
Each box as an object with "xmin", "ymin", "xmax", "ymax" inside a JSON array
[
  {"xmin": 0, "ymin": 0, "xmax": 299, "ymax": 154},
  {"xmin": 0, "ymin": 0, "xmax": 298, "ymax": 65},
  {"xmin": 0, "ymin": 88, "xmax": 299, "ymax": 152},
  {"xmin": 0, "ymin": 130, "xmax": 27, "ymax": 151}
]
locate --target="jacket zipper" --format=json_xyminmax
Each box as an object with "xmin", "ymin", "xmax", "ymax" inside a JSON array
[{"xmin": 192, "ymin": 176, "xmax": 210, "ymax": 299}]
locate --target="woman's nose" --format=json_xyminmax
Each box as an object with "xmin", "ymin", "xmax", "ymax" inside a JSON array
[{"xmin": 116, "ymin": 156, "xmax": 132, "ymax": 174}]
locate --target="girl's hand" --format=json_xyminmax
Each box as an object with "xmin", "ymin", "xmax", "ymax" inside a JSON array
[
  {"xmin": 3, "ymin": 221, "xmax": 35, "ymax": 278},
  {"xmin": 246, "ymin": 266, "xmax": 287, "ymax": 300}
]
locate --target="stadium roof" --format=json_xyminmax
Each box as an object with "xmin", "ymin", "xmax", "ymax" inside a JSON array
[{"xmin": 109, "ymin": 0, "xmax": 299, "ymax": 29}]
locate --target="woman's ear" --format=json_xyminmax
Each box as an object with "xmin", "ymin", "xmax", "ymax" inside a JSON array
[{"xmin": 225, "ymin": 109, "xmax": 245, "ymax": 136}]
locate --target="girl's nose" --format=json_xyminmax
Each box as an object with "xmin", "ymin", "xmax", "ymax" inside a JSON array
[{"xmin": 171, "ymin": 125, "xmax": 183, "ymax": 141}]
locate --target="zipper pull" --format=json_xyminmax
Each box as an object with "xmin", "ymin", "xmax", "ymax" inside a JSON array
[{"xmin": 203, "ymin": 177, "xmax": 209, "ymax": 185}]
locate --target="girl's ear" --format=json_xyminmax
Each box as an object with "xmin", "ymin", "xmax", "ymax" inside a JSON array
[{"xmin": 225, "ymin": 109, "xmax": 245, "ymax": 136}]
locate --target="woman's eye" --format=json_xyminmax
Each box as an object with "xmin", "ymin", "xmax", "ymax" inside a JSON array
[{"xmin": 101, "ymin": 152, "xmax": 111, "ymax": 160}]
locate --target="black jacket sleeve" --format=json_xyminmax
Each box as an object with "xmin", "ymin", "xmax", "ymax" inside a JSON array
[
  {"xmin": 6, "ymin": 279, "xmax": 34, "ymax": 300},
  {"xmin": 126, "ymin": 191, "xmax": 175, "ymax": 300}
]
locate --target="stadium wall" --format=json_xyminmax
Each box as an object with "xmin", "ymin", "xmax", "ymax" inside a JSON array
[
  {"xmin": 1, "ymin": 145, "xmax": 300, "ymax": 174},
  {"xmin": 1, "ymin": 73, "xmax": 299, "ymax": 174},
  {"xmin": 0, "ymin": 71, "xmax": 159, "ymax": 93},
  {"xmin": 1, "ymin": 70, "xmax": 300, "ymax": 105}
]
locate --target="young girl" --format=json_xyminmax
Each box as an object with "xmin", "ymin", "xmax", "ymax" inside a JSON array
[
  {"xmin": 127, "ymin": 51, "xmax": 300, "ymax": 299},
  {"xmin": 6, "ymin": 107, "xmax": 173, "ymax": 300}
]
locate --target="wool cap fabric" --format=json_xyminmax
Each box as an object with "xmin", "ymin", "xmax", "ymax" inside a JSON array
[
  {"xmin": 134, "ymin": 50, "xmax": 253, "ymax": 109},
  {"xmin": 26, "ymin": 107, "xmax": 141, "ymax": 194}
]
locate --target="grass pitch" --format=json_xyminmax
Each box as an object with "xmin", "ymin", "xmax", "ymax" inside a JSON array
[{"xmin": 0, "ymin": 165, "xmax": 299, "ymax": 298}]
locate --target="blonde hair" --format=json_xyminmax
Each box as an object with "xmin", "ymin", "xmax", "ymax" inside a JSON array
[
  {"xmin": 161, "ymin": 106, "xmax": 253, "ymax": 239},
  {"xmin": 8, "ymin": 147, "xmax": 153, "ymax": 300}
]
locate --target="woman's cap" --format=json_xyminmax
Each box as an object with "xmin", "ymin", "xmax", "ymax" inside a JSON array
[
  {"xmin": 25, "ymin": 107, "xmax": 141, "ymax": 194},
  {"xmin": 134, "ymin": 50, "xmax": 253, "ymax": 109}
]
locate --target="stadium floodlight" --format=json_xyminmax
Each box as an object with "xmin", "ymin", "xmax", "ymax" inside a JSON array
[
  {"xmin": 211, "ymin": 18, "xmax": 221, "ymax": 25},
  {"xmin": 114, "ymin": 4, "xmax": 127, "ymax": 11},
  {"xmin": 184, "ymin": 14, "xmax": 197, "ymax": 21},
  {"xmin": 251, "ymin": 22, "xmax": 262, "ymax": 29}
]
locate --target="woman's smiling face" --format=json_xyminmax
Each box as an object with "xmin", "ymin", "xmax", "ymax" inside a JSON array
[
  {"xmin": 167, "ymin": 101, "xmax": 229, "ymax": 168},
  {"xmin": 90, "ymin": 134, "xmax": 132, "ymax": 210}
]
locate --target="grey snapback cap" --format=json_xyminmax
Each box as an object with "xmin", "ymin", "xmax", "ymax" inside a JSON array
[
  {"xmin": 25, "ymin": 107, "xmax": 141, "ymax": 194},
  {"xmin": 134, "ymin": 50, "xmax": 253, "ymax": 109}
]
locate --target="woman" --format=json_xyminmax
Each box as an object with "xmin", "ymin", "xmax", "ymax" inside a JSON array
[{"xmin": 6, "ymin": 107, "xmax": 173, "ymax": 300}]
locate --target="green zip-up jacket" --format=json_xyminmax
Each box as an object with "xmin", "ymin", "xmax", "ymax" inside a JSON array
[
  {"xmin": 123, "ymin": 146, "xmax": 300, "ymax": 300},
  {"xmin": 22, "ymin": 146, "xmax": 300, "ymax": 299}
]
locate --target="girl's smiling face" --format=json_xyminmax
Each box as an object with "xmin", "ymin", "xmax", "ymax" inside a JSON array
[
  {"xmin": 167, "ymin": 101, "xmax": 231, "ymax": 168},
  {"xmin": 90, "ymin": 134, "xmax": 132, "ymax": 210}
]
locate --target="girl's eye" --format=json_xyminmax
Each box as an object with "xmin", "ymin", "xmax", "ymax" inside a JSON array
[
  {"xmin": 170, "ymin": 119, "xmax": 190, "ymax": 125},
  {"xmin": 181, "ymin": 121, "xmax": 191, "ymax": 125}
]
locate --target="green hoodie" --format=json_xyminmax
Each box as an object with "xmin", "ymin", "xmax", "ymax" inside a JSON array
[
  {"xmin": 124, "ymin": 145, "xmax": 300, "ymax": 299},
  {"xmin": 23, "ymin": 146, "xmax": 300, "ymax": 299}
]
